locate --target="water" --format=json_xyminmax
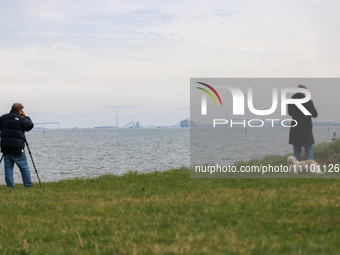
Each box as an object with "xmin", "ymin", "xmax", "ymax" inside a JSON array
[
  {"xmin": 191, "ymin": 125, "xmax": 340, "ymax": 166},
  {"xmin": 0, "ymin": 126, "xmax": 338, "ymax": 184},
  {"xmin": 0, "ymin": 128, "xmax": 189, "ymax": 184}
]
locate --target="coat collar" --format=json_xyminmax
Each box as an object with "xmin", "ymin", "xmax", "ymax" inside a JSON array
[{"xmin": 10, "ymin": 109, "xmax": 20, "ymax": 115}]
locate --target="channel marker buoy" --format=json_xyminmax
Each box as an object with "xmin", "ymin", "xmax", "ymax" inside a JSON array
[{"xmin": 332, "ymin": 132, "xmax": 337, "ymax": 141}]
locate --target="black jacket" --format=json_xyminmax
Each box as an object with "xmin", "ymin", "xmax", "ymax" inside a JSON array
[
  {"xmin": 0, "ymin": 109, "xmax": 34, "ymax": 152},
  {"xmin": 288, "ymin": 93, "xmax": 317, "ymax": 147}
]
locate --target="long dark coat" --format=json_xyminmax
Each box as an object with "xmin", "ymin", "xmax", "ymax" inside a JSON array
[{"xmin": 288, "ymin": 93, "xmax": 318, "ymax": 147}]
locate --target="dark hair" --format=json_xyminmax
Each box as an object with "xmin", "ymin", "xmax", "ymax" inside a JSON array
[
  {"xmin": 11, "ymin": 103, "xmax": 24, "ymax": 112},
  {"xmin": 298, "ymin": 84, "xmax": 307, "ymax": 89}
]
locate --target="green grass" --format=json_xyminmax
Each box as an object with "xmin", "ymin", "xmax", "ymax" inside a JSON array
[{"xmin": 1, "ymin": 140, "xmax": 340, "ymax": 254}]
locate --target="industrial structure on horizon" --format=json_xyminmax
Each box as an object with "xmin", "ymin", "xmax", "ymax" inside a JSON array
[
  {"xmin": 179, "ymin": 119, "xmax": 194, "ymax": 128},
  {"xmin": 94, "ymin": 119, "xmax": 194, "ymax": 129}
]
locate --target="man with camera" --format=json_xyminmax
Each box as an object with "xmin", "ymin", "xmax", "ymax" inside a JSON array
[{"xmin": 0, "ymin": 103, "xmax": 34, "ymax": 187}]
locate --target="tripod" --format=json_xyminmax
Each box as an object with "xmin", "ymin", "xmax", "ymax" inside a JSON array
[{"xmin": 25, "ymin": 139, "xmax": 42, "ymax": 187}]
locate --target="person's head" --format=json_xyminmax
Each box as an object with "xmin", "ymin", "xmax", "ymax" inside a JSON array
[
  {"xmin": 298, "ymin": 84, "xmax": 307, "ymax": 97},
  {"xmin": 12, "ymin": 103, "xmax": 24, "ymax": 114}
]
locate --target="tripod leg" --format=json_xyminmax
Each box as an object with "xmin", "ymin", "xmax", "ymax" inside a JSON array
[
  {"xmin": 28, "ymin": 150, "xmax": 42, "ymax": 187},
  {"xmin": 25, "ymin": 142, "xmax": 42, "ymax": 187}
]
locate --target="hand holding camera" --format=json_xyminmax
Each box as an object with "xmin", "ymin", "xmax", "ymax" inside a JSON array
[{"xmin": 20, "ymin": 110, "xmax": 27, "ymax": 117}]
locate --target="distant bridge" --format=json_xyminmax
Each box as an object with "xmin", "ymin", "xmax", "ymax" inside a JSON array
[
  {"xmin": 35, "ymin": 122, "xmax": 59, "ymax": 129},
  {"xmin": 122, "ymin": 121, "xmax": 141, "ymax": 128}
]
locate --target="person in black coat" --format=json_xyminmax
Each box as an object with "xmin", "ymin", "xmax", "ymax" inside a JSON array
[
  {"xmin": 288, "ymin": 85, "xmax": 318, "ymax": 161},
  {"xmin": 0, "ymin": 103, "xmax": 34, "ymax": 187}
]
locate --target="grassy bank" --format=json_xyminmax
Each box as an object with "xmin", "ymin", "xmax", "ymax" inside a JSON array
[
  {"xmin": 0, "ymin": 140, "xmax": 340, "ymax": 254},
  {"xmin": 237, "ymin": 137, "xmax": 340, "ymax": 167}
]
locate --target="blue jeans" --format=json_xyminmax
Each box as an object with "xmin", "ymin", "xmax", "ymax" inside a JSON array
[
  {"xmin": 4, "ymin": 152, "xmax": 32, "ymax": 187},
  {"xmin": 293, "ymin": 145, "xmax": 313, "ymax": 161}
]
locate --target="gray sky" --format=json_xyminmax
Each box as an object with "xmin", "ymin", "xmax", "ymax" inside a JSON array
[{"xmin": 0, "ymin": 0, "xmax": 339, "ymax": 128}]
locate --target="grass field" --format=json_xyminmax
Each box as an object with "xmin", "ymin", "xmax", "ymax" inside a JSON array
[{"xmin": 0, "ymin": 140, "xmax": 340, "ymax": 254}]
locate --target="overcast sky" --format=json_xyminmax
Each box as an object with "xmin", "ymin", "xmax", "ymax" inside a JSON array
[{"xmin": 0, "ymin": 0, "xmax": 339, "ymax": 128}]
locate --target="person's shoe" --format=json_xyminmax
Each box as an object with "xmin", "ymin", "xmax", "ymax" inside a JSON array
[{"xmin": 7, "ymin": 186, "xmax": 15, "ymax": 188}]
